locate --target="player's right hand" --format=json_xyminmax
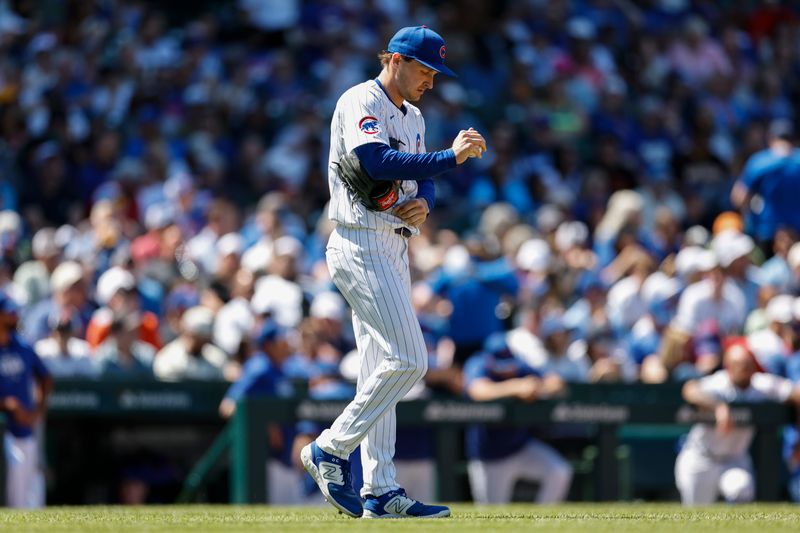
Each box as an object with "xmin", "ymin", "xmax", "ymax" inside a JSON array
[
  {"xmin": 3, "ymin": 397, "xmax": 38, "ymax": 426},
  {"xmin": 452, "ymin": 127, "xmax": 487, "ymax": 164},
  {"xmin": 393, "ymin": 198, "xmax": 430, "ymax": 228},
  {"xmin": 715, "ymin": 402, "xmax": 733, "ymax": 435}
]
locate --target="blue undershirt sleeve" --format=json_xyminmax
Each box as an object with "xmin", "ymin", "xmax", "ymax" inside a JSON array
[
  {"xmin": 353, "ymin": 142, "xmax": 457, "ymax": 182},
  {"xmin": 416, "ymin": 179, "xmax": 436, "ymax": 210},
  {"xmin": 224, "ymin": 357, "xmax": 267, "ymax": 401}
]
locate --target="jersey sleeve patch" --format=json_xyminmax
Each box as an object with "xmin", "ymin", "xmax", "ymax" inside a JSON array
[{"xmin": 359, "ymin": 116, "xmax": 381, "ymax": 135}]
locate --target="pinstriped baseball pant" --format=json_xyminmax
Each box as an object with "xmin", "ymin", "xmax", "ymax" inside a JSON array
[{"xmin": 316, "ymin": 225, "xmax": 428, "ymax": 498}]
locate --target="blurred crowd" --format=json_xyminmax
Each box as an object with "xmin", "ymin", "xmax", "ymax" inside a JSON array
[{"xmin": 0, "ymin": 0, "xmax": 799, "ymax": 506}]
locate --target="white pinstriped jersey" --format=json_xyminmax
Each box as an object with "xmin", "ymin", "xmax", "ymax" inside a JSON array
[{"xmin": 328, "ymin": 80, "xmax": 425, "ymax": 235}]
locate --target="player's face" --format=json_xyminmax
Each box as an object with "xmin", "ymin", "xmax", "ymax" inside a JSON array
[
  {"xmin": 725, "ymin": 345, "xmax": 756, "ymax": 389},
  {"xmin": 266, "ymin": 337, "xmax": 291, "ymax": 365},
  {"xmin": 396, "ymin": 58, "xmax": 437, "ymax": 102}
]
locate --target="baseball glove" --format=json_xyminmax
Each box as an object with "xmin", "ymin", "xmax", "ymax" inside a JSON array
[{"xmin": 335, "ymin": 152, "xmax": 400, "ymax": 212}]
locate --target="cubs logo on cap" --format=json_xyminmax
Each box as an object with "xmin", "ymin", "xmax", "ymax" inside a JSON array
[
  {"xmin": 387, "ymin": 26, "xmax": 457, "ymax": 77},
  {"xmin": 359, "ymin": 116, "xmax": 381, "ymax": 135}
]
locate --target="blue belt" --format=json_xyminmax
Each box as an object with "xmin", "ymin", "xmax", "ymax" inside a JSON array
[{"xmin": 394, "ymin": 227, "xmax": 412, "ymax": 238}]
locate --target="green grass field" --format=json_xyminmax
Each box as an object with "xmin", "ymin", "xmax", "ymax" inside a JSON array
[{"xmin": 0, "ymin": 504, "xmax": 799, "ymax": 532}]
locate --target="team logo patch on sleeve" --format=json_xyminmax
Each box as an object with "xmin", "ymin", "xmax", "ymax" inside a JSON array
[{"xmin": 359, "ymin": 116, "xmax": 381, "ymax": 135}]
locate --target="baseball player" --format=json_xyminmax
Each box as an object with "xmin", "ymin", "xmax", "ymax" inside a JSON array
[
  {"xmin": 300, "ymin": 25, "xmax": 486, "ymax": 519},
  {"xmin": 464, "ymin": 333, "xmax": 573, "ymax": 504},
  {"xmin": 0, "ymin": 292, "xmax": 53, "ymax": 508},
  {"xmin": 675, "ymin": 338, "xmax": 800, "ymax": 505}
]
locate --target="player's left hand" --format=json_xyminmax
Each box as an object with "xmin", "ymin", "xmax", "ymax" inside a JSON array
[
  {"xmin": 394, "ymin": 198, "xmax": 430, "ymax": 228},
  {"xmin": 219, "ymin": 398, "xmax": 236, "ymax": 419},
  {"xmin": 3, "ymin": 397, "xmax": 38, "ymax": 426}
]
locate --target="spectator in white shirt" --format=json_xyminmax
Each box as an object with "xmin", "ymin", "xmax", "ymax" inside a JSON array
[
  {"xmin": 214, "ymin": 270, "xmax": 255, "ymax": 359},
  {"xmin": 535, "ymin": 313, "xmax": 590, "ymax": 383},
  {"xmin": 711, "ymin": 230, "xmax": 761, "ymax": 315},
  {"xmin": 154, "ymin": 306, "xmax": 227, "ymax": 381},
  {"xmin": 213, "ymin": 233, "xmax": 244, "ymax": 285},
  {"xmin": 34, "ymin": 308, "xmax": 98, "ymax": 378},
  {"xmin": 672, "ymin": 257, "xmax": 747, "ymax": 338},
  {"xmin": 185, "ymin": 199, "xmax": 239, "ymax": 276},
  {"xmin": 507, "ymin": 303, "xmax": 548, "ymax": 368},
  {"xmin": 746, "ymin": 294, "xmax": 795, "ymax": 375}
]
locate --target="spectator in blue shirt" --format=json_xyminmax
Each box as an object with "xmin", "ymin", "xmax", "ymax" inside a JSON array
[
  {"xmin": 429, "ymin": 245, "xmax": 518, "ymax": 364},
  {"xmin": 463, "ymin": 333, "xmax": 572, "ymax": 504},
  {"xmin": 732, "ymin": 120, "xmax": 800, "ymax": 244},
  {"xmin": 0, "ymin": 292, "xmax": 53, "ymax": 508}
]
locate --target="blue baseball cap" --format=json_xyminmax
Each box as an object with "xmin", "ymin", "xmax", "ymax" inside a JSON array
[
  {"xmin": 387, "ymin": 26, "xmax": 456, "ymax": 77},
  {"xmin": 483, "ymin": 332, "xmax": 511, "ymax": 357},
  {"xmin": 165, "ymin": 285, "xmax": 199, "ymax": 313},
  {"xmin": 254, "ymin": 320, "xmax": 286, "ymax": 346}
]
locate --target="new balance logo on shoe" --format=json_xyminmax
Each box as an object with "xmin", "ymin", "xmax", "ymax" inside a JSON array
[
  {"xmin": 362, "ymin": 488, "xmax": 450, "ymax": 519},
  {"xmin": 320, "ymin": 462, "xmax": 344, "ymax": 486},
  {"xmin": 302, "ymin": 443, "xmax": 362, "ymax": 517},
  {"xmin": 384, "ymin": 495, "xmax": 414, "ymax": 515}
]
